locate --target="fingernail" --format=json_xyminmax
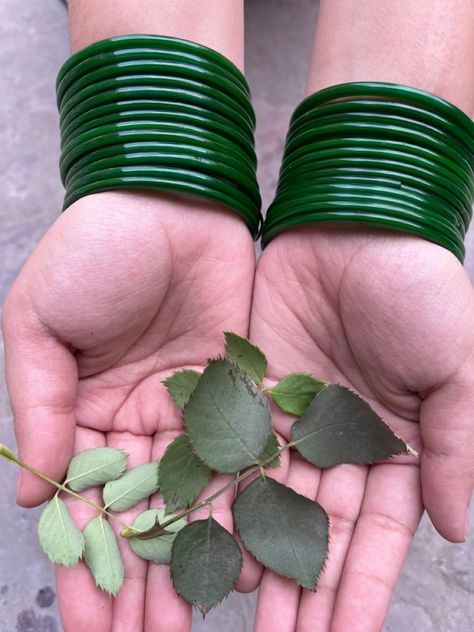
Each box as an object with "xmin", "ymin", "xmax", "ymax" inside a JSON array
[
  {"xmin": 464, "ymin": 511, "xmax": 470, "ymax": 540},
  {"xmin": 16, "ymin": 471, "xmax": 24, "ymax": 500}
]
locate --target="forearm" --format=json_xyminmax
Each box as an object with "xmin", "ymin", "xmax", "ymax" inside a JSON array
[
  {"xmin": 307, "ymin": 0, "xmax": 474, "ymax": 115},
  {"xmin": 68, "ymin": 0, "xmax": 244, "ymax": 69}
]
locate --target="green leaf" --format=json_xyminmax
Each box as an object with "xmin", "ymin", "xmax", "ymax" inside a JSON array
[
  {"xmin": 184, "ymin": 359, "xmax": 272, "ymax": 473},
  {"xmin": 103, "ymin": 462, "xmax": 159, "ymax": 512},
  {"xmin": 37, "ymin": 496, "xmax": 84, "ymax": 567},
  {"xmin": 129, "ymin": 509, "xmax": 187, "ymax": 563},
  {"xmin": 233, "ymin": 476, "xmax": 328, "ymax": 589},
  {"xmin": 292, "ymin": 384, "xmax": 412, "ymax": 467},
  {"xmin": 83, "ymin": 516, "xmax": 124, "ymax": 596},
  {"xmin": 269, "ymin": 373, "xmax": 327, "ymax": 416},
  {"xmin": 159, "ymin": 434, "xmax": 212, "ymax": 514},
  {"xmin": 163, "ymin": 369, "xmax": 202, "ymax": 409},
  {"xmin": 65, "ymin": 447, "xmax": 128, "ymax": 492},
  {"xmin": 170, "ymin": 517, "xmax": 242, "ymax": 614},
  {"xmin": 259, "ymin": 431, "xmax": 281, "ymax": 469},
  {"xmin": 224, "ymin": 331, "xmax": 267, "ymax": 384}
]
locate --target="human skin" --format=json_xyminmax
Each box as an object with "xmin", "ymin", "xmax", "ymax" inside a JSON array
[
  {"xmin": 2, "ymin": 2, "xmax": 255, "ymax": 631},
  {"xmin": 247, "ymin": 1, "xmax": 474, "ymax": 630}
]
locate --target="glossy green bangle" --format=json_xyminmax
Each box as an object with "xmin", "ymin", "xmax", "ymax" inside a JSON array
[
  {"xmin": 65, "ymin": 151, "xmax": 261, "ymax": 207},
  {"xmin": 289, "ymin": 100, "xmax": 474, "ymax": 157},
  {"xmin": 60, "ymin": 128, "xmax": 256, "ymax": 186},
  {"xmin": 59, "ymin": 73, "xmax": 255, "ymax": 130},
  {"xmin": 57, "ymin": 50, "xmax": 250, "ymax": 105},
  {"xmin": 60, "ymin": 86, "xmax": 254, "ymax": 143},
  {"xmin": 272, "ymin": 180, "xmax": 464, "ymax": 231},
  {"xmin": 59, "ymin": 60, "xmax": 251, "ymax": 117},
  {"xmin": 61, "ymin": 109, "xmax": 257, "ymax": 166},
  {"xmin": 283, "ymin": 121, "xmax": 473, "ymax": 179},
  {"xmin": 63, "ymin": 173, "xmax": 260, "ymax": 235},
  {"xmin": 291, "ymin": 82, "xmax": 474, "ymax": 142},
  {"xmin": 264, "ymin": 82, "xmax": 474, "ymax": 260},
  {"xmin": 276, "ymin": 168, "xmax": 471, "ymax": 230},
  {"xmin": 61, "ymin": 98, "xmax": 255, "ymax": 148},
  {"xmin": 263, "ymin": 209, "xmax": 465, "ymax": 262},
  {"xmin": 57, "ymin": 35, "xmax": 249, "ymax": 96},
  {"xmin": 61, "ymin": 121, "xmax": 256, "ymax": 179}
]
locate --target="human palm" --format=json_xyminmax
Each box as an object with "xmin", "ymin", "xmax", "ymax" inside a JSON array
[
  {"xmin": 247, "ymin": 227, "xmax": 474, "ymax": 632},
  {"xmin": 2, "ymin": 191, "xmax": 256, "ymax": 632}
]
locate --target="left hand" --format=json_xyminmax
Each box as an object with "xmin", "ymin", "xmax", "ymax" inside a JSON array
[{"xmin": 242, "ymin": 226, "xmax": 474, "ymax": 631}]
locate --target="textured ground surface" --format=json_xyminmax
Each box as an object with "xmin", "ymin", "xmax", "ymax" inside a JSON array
[{"xmin": 1, "ymin": 1, "xmax": 473, "ymax": 631}]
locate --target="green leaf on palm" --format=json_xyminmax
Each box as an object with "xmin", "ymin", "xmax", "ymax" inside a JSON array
[
  {"xmin": 170, "ymin": 517, "xmax": 242, "ymax": 614},
  {"xmin": 233, "ymin": 476, "xmax": 328, "ymax": 589},
  {"xmin": 163, "ymin": 369, "xmax": 202, "ymax": 409},
  {"xmin": 65, "ymin": 447, "xmax": 128, "ymax": 492},
  {"xmin": 269, "ymin": 373, "xmax": 327, "ymax": 416},
  {"xmin": 184, "ymin": 359, "xmax": 272, "ymax": 473},
  {"xmin": 258, "ymin": 431, "xmax": 281, "ymax": 468},
  {"xmin": 37, "ymin": 496, "xmax": 84, "ymax": 567},
  {"xmin": 224, "ymin": 331, "xmax": 267, "ymax": 384},
  {"xmin": 159, "ymin": 434, "xmax": 212, "ymax": 514},
  {"xmin": 292, "ymin": 384, "xmax": 415, "ymax": 467},
  {"xmin": 129, "ymin": 509, "xmax": 187, "ymax": 563},
  {"xmin": 103, "ymin": 461, "xmax": 159, "ymax": 511},
  {"xmin": 83, "ymin": 516, "xmax": 124, "ymax": 596}
]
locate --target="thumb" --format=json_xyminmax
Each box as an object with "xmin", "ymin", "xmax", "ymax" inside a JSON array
[
  {"xmin": 420, "ymin": 361, "xmax": 474, "ymax": 543},
  {"xmin": 2, "ymin": 299, "xmax": 77, "ymax": 507}
]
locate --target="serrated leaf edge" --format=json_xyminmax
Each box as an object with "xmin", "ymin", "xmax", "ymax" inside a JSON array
[
  {"xmin": 233, "ymin": 479, "xmax": 330, "ymax": 591},
  {"xmin": 38, "ymin": 495, "xmax": 84, "ymax": 567},
  {"xmin": 169, "ymin": 519, "xmax": 243, "ymax": 615},
  {"xmin": 65, "ymin": 448, "xmax": 128, "ymax": 489}
]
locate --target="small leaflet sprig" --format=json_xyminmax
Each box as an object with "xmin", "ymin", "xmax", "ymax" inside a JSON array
[{"xmin": 1, "ymin": 331, "xmax": 417, "ymax": 615}]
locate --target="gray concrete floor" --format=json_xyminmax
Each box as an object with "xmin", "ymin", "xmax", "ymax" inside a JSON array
[{"xmin": 1, "ymin": 1, "xmax": 473, "ymax": 630}]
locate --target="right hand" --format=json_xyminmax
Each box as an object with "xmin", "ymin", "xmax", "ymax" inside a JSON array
[{"xmin": 2, "ymin": 190, "xmax": 256, "ymax": 632}]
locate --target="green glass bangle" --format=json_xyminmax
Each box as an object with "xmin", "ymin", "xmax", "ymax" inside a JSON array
[
  {"xmin": 289, "ymin": 99, "xmax": 474, "ymax": 157},
  {"xmin": 65, "ymin": 152, "xmax": 261, "ymax": 207},
  {"xmin": 59, "ymin": 73, "xmax": 255, "ymax": 130},
  {"xmin": 65, "ymin": 165, "xmax": 260, "ymax": 219},
  {"xmin": 57, "ymin": 49, "xmax": 250, "ymax": 106},
  {"xmin": 283, "ymin": 121, "xmax": 474, "ymax": 179},
  {"xmin": 61, "ymin": 98, "xmax": 254, "ymax": 148},
  {"xmin": 57, "ymin": 35, "xmax": 249, "ymax": 97},
  {"xmin": 272, "ymin": 180, "xmax": 464, "ymax": 232},
  {"xmin": 262, "ymin": 209, "xmax": 465, "ymax": 261},
  {"xmin": 61, "ymin": 109, "xmax": 257, "ymax": 166},
  {"xmin": 268, "ymin": 185, "xmax": 464, "ymax": 237},
  {"xmin": 279, "ymin": 151, "xmax": 473, "ymax": 205},
  {"xmin": 291, "ymin": 82, "xmax": 474, "ymax": 143},
  {"xmin": 286, "ymin": 111, "xmax": 473, "ymax": 166},
  {"xmin": 61, "ymin": 121, "xmax": 256, "ymax": 178},
  {"xmin": 63, "ymin": 174, "xmax": 260, "ymax": 236},
  {"xmin": 59, "ymin": 60, "xmax": 251, "ymax": 117},
  {"xmin": 281, "ymin": 138, "xmax": 473, "ymax": 194},
  {"xmin": 60, "ymin": 128, "xmax": 256, "ymax": 185},
  {"xmin": 276, "ymin": 168, "xmax": 471, "ymax": 229},
  {"xmin": 59, "ymin": 86, "xmax": 255, "ymax": 141}
]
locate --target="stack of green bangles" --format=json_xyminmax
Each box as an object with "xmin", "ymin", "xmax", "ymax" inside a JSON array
[
  {"xmin": 56, "ymin": 35, "xmax": 262, "ymax": 238},
  {"xmin": 263, "ymin": 82, "xmax": 474, "ymax": 261}
]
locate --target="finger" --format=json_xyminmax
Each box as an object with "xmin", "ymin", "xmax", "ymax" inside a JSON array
[
  {"xmin": 331, "ymin": 463, "xmax": 423, "ymax": 632},
  {"xmin": 296, "ymin": 463, "xmax": 367, "ymax": 632},
  {"xmin": 145, "ymin": 431, "xmax": 192, "ymax": 632},
  {"xmin": 56, "ymin": 427, "xmax": 112, "ymax": 632},
  {"xmin": 107, "ymin": 431, "xmax": 153, "ymax": 632},
  {"xmin": 235, "ymin": 431, "xmax": 290, "ymax": 593},
  {"xmin": 254, "ymin": 452, "xmax": 321, "ymax": 632},
  {"xmin": 420, "ymin": 363, "xmax": 474, "ymax": 542},
  {"xmin": 2, "ymin": 303, "xmax": 77, "ymax": 506}
]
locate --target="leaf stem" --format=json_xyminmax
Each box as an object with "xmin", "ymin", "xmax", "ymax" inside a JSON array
[
  {"xmin": 0, "ymin": 444, "xmax": 139, "ymax": 533},
  {"xmin": 127, "ymin": 439, "xmax": 295, "ymax": 540}
]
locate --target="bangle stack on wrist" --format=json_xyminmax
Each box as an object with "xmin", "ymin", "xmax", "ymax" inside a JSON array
[
  {"xmin": 263, "ymin": 82, "xmax": 474, "ymax": 261},
  {"xmin": 56, "ymin": 35, "xmax": 262, "ymax": 237}
]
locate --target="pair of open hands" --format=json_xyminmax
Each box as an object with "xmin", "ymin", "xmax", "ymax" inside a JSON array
[{"xmin": 3, "ymin": 190, "xmax": 473, "ymax": 631}]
